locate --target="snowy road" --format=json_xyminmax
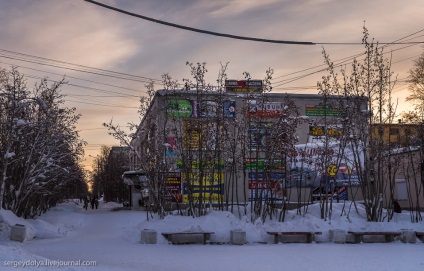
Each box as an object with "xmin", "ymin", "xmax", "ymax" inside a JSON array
[{"xmin": 9, "ymin": 204, "xmax": 424, "ymax": 271}]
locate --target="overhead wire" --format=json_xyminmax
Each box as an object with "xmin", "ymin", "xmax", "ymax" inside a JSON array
[
  {"xmin": 0, "ymin": 48, "xmax": 162, "ymax": 83},
  {"xmin": 0, "ymin": 59, "xmax": 145, "ymax": 93},
  {"xmin": 84, "ymin": 0, "xmax": 424, "ymax": 46}
]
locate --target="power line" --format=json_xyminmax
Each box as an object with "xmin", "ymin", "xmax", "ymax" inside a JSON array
[
  {"xmin": 0, "ymin": 59, "xmax": 145, "ymax": 93},
  {"xmin": 0, "ymin": 50, "xmax": 162, "ymax": 84},
  {"xmin": 22, "ymin": 73, "xmax": 141, "ymax": 100},
  {"xmin": 85, "ymin": 0, "xmax": 424, "ymax": 46},
  {"xmin": 84, "ymin": 0, "xmax": 314, "ymax": 45}
]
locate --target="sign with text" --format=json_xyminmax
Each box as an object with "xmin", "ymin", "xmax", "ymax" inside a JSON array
[
  {"xmin": 248, "ymin": 122, "xmax": 273, "ymax": 149},
  {"xmin": 309, "ymin": 126, "xmax": 343, "ymax": 138},
  {"xmin": 182, "ymin": 172, "xmax": 225, "ymax": 203},
  {"xmin": 305, "ymin": 105, "xmax": 344, "ymax": 117},
  {"xmin": 164, "ymin": 172, "xmax": 182, "ymax": 202},
  {"xmin": 225, "ymin": 80, "xmax": 263, "ymax": 93},
  {"xmin": 167, "ymin": 99, "xmax": 198, "ymax": 118},
  {"xmin": 248, "ymin": 101, "xmax": 286, "ymax": 118}
]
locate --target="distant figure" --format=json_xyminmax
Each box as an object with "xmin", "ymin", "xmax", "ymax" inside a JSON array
[
  {"xmin": 91, "ymin": 196, "xmax": 96, "ymax": 209},
  {"xmin": 394, "ymin": 200, "xmax": 402, "ymax": 213},
  {"xmin": 94, "ymin": 197, "xmax": 99, "ymax": 209},
  {"xmin": 83, "ymin": 197, "xmax": 89, "ymax": 210}
]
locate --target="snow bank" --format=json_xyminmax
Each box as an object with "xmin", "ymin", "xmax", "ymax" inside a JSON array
[
  {"xmin": 0, "ymin": 209, "xmax": 36, "ymax": 242},
  {"xmin": 134, "ymin": 202, "xmax": 424, "ymax": 244}
]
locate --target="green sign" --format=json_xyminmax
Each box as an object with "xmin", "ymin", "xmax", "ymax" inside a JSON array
[
  {"xmin": 305, "ymin": 105, "xmax": 344, "ymax": 116},
  {"xmin": 167, "ymin": 100, "xmax": 193, "ymax": 118}
]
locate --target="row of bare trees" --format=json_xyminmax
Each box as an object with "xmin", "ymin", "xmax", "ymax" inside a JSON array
[
  {"xmin": 0, "ymin": 67, "xmax": 87, "ymax": 218},
  {"xmin": 89, "ymin": 146, "xmax": 130, "ymax": 203}
]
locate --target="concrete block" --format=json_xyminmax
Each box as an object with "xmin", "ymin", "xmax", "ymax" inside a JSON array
[
  {"xmin": 400, "ymin": 230, "xmax": 416, "ymax": 244},
  {"xmin": 140, "ymin": 229, "xmax": 157, "ymax": 244},
  {"xmin": 10, "ymin": 224, "xmax": 26, "ymax": 242},
  {"xmin": 329, "ymin": 229, "xmax": 346, "ymax": 244},
  {"xmin": 230, "ymin": 229, "xmax": 246, "ymax": 245}
]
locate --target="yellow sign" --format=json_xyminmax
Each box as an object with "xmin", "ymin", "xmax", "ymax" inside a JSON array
[
  {"xmin": 326, "ymin": 164, "xmax": 337, "ymax": 177},
  {"xmin": 182, "ymin": 172, "xmax": 224, "ymax": 203}
]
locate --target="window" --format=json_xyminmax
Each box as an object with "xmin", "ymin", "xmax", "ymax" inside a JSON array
[{"xmin": 395, "ymin": 179, "xmax": 408, "ymax": 200}]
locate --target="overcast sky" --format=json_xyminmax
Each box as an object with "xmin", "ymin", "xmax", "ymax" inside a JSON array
[{"xmin": 1, "ymin": 0, "xmax": 423, "ymax": 171}]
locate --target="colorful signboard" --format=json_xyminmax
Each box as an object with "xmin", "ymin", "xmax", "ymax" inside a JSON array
[
  {"xmin": 165, "ymin": 136, "xmax": 177, "ymax": 156},
  {"xmin": 248, "ymin": 101, "xmax": 285, "ymax": 118},
  {"xmin": 176, "ymin": 159, "xmax": 225, "ymax": 170},
  {"xmin": 305, "ymin": 105, "xmax": 344, "ymax": 116},
  {"xmin": 309, "ymin": 126, "xmax": 343, "ymax": 138},
  {"xmin": 199, "ymin": 100, "xmax": 218, "ymax": 118},
  {"xmin": 167, "ymin": 99, "xmax": 236, "ymax": 119},
  {"xmin": 167, "ymin": 99, "xmax": 198, "ymax": 118},
  {"xmin": 292, "ymin": 142, "xmax": 363, "ymax": 187},
  {"xmin": 182, "ymin": 172, "xmax": 225, "ymax": 203},
  {"xmin": 183, "ymin": 120, "xmax": 220, "ymax": 150},
  {"xmin": 223, "ymin": 101, "xmax": 236, "ymax": 118},
  {"xmin": 248, "ymin": 122, "xmax": 273, "ymax": 149},
  {"xmin": 244, "ymin": 158, "xmax": 285, "ymax": 170},
  {"xmin": 225, "ymin": 80, "xmax": 263, "ymax": 93},
  {"xmin": 164, "ymin": 172, "xmax": 182, "ymax": 202},
  {"xmin": 248, "ymin": 172, "xmax": 285, "ymax": 201}
]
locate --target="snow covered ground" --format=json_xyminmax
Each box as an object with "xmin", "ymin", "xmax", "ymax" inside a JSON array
[{"xmin": 1, "ymin": 200, "xmax": 423, "ymax": 271}]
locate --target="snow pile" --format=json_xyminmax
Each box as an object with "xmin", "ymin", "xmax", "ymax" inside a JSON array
[
  {"xmin": 100, "ymin": 201, "xmax": 123, "ymax": 209},
  {"xmin": 0, "ymin": 209, "xmax": 36, "ymax": 241},
  {"xmin": 31, "ymin": 202, "xmax": 86, "ymax": 237},
  {"xmin": 134, "ymin": 202, "xmax": 424, "ymax": 244},
  {"xmin": 0, "ymin": 201, "xmax": 423, "ymax": 271}
]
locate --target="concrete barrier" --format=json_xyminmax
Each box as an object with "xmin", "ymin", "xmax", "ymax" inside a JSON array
[
  {"xmin": 400, "ymin": 230, "xmax": 416, "ymax": 243},
  {"xmin": 140, "ymin": 229, "xmax": 157, "ymax": 244},
  {"xmin": 230, "ymin": 229, "xmax": 246, "ymax": 245},
  {"xmin": 10, "ymin": 224, "xmax": 26, "ymax": 242},
  {"xmin": 329, "ymin": 229, "xmax": 346, "ymax": 244}
]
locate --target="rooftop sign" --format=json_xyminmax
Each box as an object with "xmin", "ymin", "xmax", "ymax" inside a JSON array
[{"xmin": 225, "ymin": 80, "xmax": 263, "ymax": 93}]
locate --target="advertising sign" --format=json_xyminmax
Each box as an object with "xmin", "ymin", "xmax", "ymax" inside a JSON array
[
  {"xmin": 176, "ymin": 159, "xmax": 225, "ymax": 170},
  {"xmin": 248, "ymin": 101, "xmax": 285, "ymax": 118},
  {"xmin": 292, "ymin": 142, "xmax": 363, "ymax": 187},
  {"xmin": 182, "ymin": 172, "xmax": 225, "ymax": 203},
  {"xmin": 223, "ymin": 101, "xmax": 236, "ymax": 118},
  {"xmin": 309, "ymin": 126, "xmax": 342, "ymax": 138},
  {"xmin": 248, "ymin": 172, "xmax": 285, "ymax": 201},
  {"xmin": 225, "ymin": 80, "xmax": 263, "ymax": 93},
  {"xmin": 305, "ymin": 105, "xmax": 344, "ymax": 116},
  {"xmin": 199, "ymin": 100, "xmax": 218, "ymax": 118},
  {"xmin": 167, "ymin": 99, "xmax": 198, "ymax": 118},
  {"xmin": 244, "ymin": 158, "xmax": 285, "ymax": 170},
  {"xmin": 164, "ymin": 172, "xmax": 182, "ymax": 202},
  {"xmin": 165, "ymin": 136, "xmax": 177, "ymax": 156},
  {"xmin": 183, "ymin": 120, "xmax": 220, "ymax": 150},
  {"xmin": 248, "ymin": 122, "xmax": 273, "ymax": 149}
]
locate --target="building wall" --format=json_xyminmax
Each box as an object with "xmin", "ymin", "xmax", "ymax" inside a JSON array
[{"xmin": 130, "ymin": 89, "xmax": 368, "ymax": 205}]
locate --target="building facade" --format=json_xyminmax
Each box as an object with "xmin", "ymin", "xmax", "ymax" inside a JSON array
[{"xmin": 128, "ymin": 83, "xmax": 371, "ymax": 209}]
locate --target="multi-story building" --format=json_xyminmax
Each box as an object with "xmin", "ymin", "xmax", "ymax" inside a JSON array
[{"xmin": 127, "ymin": 80, "xmax": 371, "ymax": 209}]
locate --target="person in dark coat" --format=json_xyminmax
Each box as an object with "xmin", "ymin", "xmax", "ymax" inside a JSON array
[
  {"xmin": 393, "ymin": 199, "xmax": 402, "ymax": 222},
  {"xmin": 394, "ymin": 199, "xmax": 402, "ymax": 213},
  {"xmin": 94, "ymin": 197, "xmax": 99, "ymax": 209},
  {"xmin": 90, "ymin": 196, "xmax": 96, "ymax": 209},
  {"xmin": 83, "ymin": 196, "xmax": 89, "ymax": 210}
]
